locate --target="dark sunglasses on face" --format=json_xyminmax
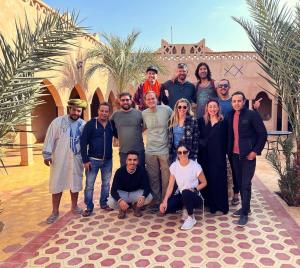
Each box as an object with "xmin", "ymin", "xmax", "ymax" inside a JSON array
[
  {"xmin": 177, "ymin": 105, "xmax": 188, "ymax": 110},
  {"xmin": 120, "ymin": 99, "xmax": 131, "ymax": 102},
  {"xmin": 218, "ymin": 84, "xmax": 229, "ymax": 89},
  {"xmin": 177, "ymin": 150, "xmax": 188, "ymax": 155}
]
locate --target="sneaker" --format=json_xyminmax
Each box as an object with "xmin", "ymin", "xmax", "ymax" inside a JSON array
[
  {"xmin": 118, "ymin": 209, "xmax": 126, "ymax": 219},
  {"xmin": 181, "ymin": 209, "xmax": 188, "ymax": 221},
  {"xmin": 231, "ymin": 197, "xmax": 240, "ymax": 206},
  {"xmin": 237, "ymin": 215, "xmax": 248, "ymax": 227},
  {"xmin": 181, "ymin": 216, "xmax": 197, "ymax": 230},
  {"xmin": 232, "ymin": 208, "xmax": 252, "ymax": 218},
  {"xmin": 133, "ymin": 207, "xmax": 142, "ymax": 217}
]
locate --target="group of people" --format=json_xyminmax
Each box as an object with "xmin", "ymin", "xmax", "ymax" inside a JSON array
[{"xmin": 42, "ymin": 62, "xmax": 267, "ymax": 230}]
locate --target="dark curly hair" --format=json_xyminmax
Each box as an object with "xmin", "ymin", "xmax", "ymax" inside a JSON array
[{"xmin": 195, "ymin": 62, "xmax": 212, "ymax": 81}]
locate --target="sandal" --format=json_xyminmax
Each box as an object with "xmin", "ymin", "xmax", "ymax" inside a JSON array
[
  {"xmin": 82, "ymin": 209, "xmax": 93, "ymax": 217},
  {"xmin": 46, "ymin": 213, "xmax": 59, "ymax": 224}
]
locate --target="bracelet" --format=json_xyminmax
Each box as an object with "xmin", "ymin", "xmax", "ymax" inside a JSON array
[{"xmin": 117, "ymin": 198, "xmax": 124, "ymax": 204}]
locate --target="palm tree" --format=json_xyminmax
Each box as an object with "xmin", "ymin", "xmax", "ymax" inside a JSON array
[
  {"xmin": 0, "ymin": 11, "xmax": 86, "ymax": 169},
  {"xmin": 233, "ymin": 0, "xmax": 300, "ymax": 205},
  {"xmin": 85, "ymin": 30, "xmax": 166, "ymax": 95}
]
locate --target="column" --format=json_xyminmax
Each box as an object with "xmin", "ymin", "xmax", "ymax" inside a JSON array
[
  {"xmin": 57, "ymin": 105, "xmax": 66, "ymax": 116},
  {"xmin": 20, "ymin": 118, "xmax": 34, "ymax": 166},
  {"xmin": 271, "ymin": 97, "xmax": 278, "ymax": 130},
  {"xmin": 282, "ymin": 107, "xmax": 288, "ymax": 131},
  {"xmin": 248, "ymin": 99, "xmax": 253, "ymax": 110}
]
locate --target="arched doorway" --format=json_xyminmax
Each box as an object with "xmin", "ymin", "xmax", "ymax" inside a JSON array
[
  {"xmin": 69, "ymin": 84, "xmax": 89, "ymax": 120},
  {"xmin": 90, "ymin": 88, "xmax": 104, "ymax": 118},
  {"xmin": 31, "ymin": 81, "xmax": 63, "ymax": 143},
  {"xmin": 254, "ymin": 91, "xmax": 272, "ymax": 121}
]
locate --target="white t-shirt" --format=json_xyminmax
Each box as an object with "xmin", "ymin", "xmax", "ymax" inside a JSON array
[{"xmin": 169, "ymin": 160, "xmax": 203, "ymax": 193}]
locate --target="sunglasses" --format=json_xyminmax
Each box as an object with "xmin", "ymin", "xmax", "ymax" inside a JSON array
[
  {"xmin": 120, "ymin": 99, "xmax": 131, "ymax": 102},
  {"xmin": 177, "ymin": 105, "xmax": 188, "ymax": 110},
  {"xmin": 177, "ymin": 150, "xmax": 188, "ymax": 155},
  {"xmin": 218, "ymin": 84, "xmax": 229, "ymax": 89}
]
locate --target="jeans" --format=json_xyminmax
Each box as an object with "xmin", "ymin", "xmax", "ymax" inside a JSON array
[
  {"xmin": 145, "ymin": 153, "xmax": 170, "ymax": 203},
  {"xmin": 232, "ymin": 154, "xmax": 256, "ymax": 216},
  {"xmin": 107, "ymin": 190, "xmax": 153, "ymax": 209},
  {"xmin": 84, "ymin": 158, "xmax": 112, "ymax": 211},
  {"xmin": 119, "ymin": 150, "xmax": 145, "ymax": 167},
  {"xmin": 166, "ymin": 190, "xmax": 204, "ymax": 215}
]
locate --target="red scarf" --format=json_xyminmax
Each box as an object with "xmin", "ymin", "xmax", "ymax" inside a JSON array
[{"xmin": 143, "ymin": 80, "xmax": 160, "ymax": 97}]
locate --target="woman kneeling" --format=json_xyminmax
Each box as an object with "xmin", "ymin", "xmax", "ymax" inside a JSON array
[{"xmin": 160, "ymin": 142, "xmax": 207, "ymax": 230}]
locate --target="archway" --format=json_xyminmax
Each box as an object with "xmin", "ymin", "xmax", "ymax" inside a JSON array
[
  {"xmin": 254, "ymin": 91, "xmax": 272, "ymax": 121},
  {"xmin": 69, "ymin": 84, "xmax": 89, "ymax": 120},
  {"xmin": 90, "ymin": 88, "xmax": 104, "ymax": 118},
  {"xmin": 31, "ymin": 80, "xmax": 63, "ymax": 143}
]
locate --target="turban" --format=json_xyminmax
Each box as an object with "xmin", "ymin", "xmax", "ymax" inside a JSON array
[{"xmin": 67, "ymin": 99, "xmax": 87, "ymax": 109}]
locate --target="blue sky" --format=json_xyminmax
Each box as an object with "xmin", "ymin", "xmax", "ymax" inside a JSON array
[{"xmin": 44, "ymin": 0, "xmax": 297, "ymax": 52}]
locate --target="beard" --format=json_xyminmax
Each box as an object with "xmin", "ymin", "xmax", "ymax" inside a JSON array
[
  {"xmin": 69, "ymin": 114, "xmax": 80, "ymax": 121},
  {"xmin": 178, "ymin": 74, "xmax": 187, "ymax": 80},
  {"xmin": 121, "ymin": 104, "xmax": 131, "ymax": 110}
]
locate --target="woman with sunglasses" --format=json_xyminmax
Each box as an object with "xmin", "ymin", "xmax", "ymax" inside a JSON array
[
  {"xmin": 197, "ymin": 99, "xmax": 229, "ymax": 215},
  {"xmin": 160, "ymin": 142, "xmax": 207, "ymax": 230},
  {"xmin": 168, "ymin": 98, "xmax": 199, "ymax": 163}
]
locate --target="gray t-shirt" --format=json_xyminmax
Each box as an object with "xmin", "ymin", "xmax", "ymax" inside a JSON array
[
  {"xmin": 142, "ymin": 105, "xmax": 172, "ymax": 155},
  {"xmin": 111, "ymin": 109, "xmax": 144, "ymax": 153}
]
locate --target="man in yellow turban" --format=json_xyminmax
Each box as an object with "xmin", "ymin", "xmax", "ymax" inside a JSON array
[{"xmin": 43, "ymin": 99, "xmax": 87, "ymax": 224}]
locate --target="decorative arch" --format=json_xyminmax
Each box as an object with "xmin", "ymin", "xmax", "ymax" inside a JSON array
[
  {"xmin": 90, "ymin": 87, "xmax": 105, "ymax": 118},
  {"xmin": 254, "ymin": 91, "xmax": 272, "ymax": 121},
  {"xmin": 31, "ymin": 79, "xmax": 63, "ymax": 143},
  {"xmin": 69, "ymin": 84, "xmax": 89, "ymax": 120}
]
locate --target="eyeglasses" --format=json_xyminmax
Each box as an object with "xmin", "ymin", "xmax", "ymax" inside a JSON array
[
  {"xmin": 177, "ymin": 105, "xmax": 188, "ymax": 110},
  {"xmin": 218, "ymin": 84, "xmax": 229, "ymax": 89},
  {"xmin": 120, "ymin": 99, "xmax": 131, "ymax": 102},
  {"xmin": 177, "ymin": 150, "xmax": 188, "ymax": 155}
]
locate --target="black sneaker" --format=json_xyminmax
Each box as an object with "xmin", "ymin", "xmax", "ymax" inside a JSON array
[
  {"xmin": 232, "ymin": 208, "xmax": 252, "ymax": 217},
  {"xmin": 231, "ymin": 197, "xmax": 240, "ymax": 206},
  {"xmin": 237, "ymin": 215, "xmax": 248, "ymax": 227}
]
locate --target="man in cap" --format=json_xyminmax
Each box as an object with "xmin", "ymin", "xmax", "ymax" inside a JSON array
[
  {"xmin": 134, "ymin": 65, "xmax": 161, "ymax": 110},
  {"xmin": 160, "ymin": 63, "xmax": 196, "ymax": 110},
  {"xmin": 43, "ymin": 98, "xmax": 87, "ymax": 224}
]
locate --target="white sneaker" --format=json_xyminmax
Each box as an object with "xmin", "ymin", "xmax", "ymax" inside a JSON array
[
  {"xmin": 181, "ymin": 209, "xmax": 188, "ymax": 221},
  {"xmin": 181, "ymin": 216, "xmax": 197, "ymax": 230}
]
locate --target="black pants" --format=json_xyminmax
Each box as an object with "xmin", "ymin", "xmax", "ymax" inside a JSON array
[
  {"xmin": 232, "ymin": 154, "xmax": 256, "ymax": 216},
  {"xmin": 228, "ymin": 154, "xmax": 239, "ymax": 194},
  {"xmin": 166, "ymin": 189, "xmax": 203, "ymax": 215}
]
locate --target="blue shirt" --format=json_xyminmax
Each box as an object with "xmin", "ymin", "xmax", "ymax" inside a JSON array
[
  {"xmin": 219, "ymin": 98, "xmax": 233, "ymax": 118},
  {"xmin": 173, "ymin": 125, "xmax": 184, "ymax": 148}
]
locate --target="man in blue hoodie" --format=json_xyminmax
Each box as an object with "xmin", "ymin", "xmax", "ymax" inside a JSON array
[{"xmin": 80, "ymin": 102, "xmax": 117, "ymax": 217}]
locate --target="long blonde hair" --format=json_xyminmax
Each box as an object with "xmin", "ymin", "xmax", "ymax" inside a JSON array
[
  {"xmin": 169, "ymin": 98, "xmax": 193, "ymax": 128},
  {"xmin": 203, "ymin": 99, "xmax": 223, "ymax": 125}
]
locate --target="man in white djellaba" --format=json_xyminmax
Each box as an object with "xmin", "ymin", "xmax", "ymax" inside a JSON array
[{"xmin": 42, "ymin": 99, "xmax": 87, "ymax": 224}]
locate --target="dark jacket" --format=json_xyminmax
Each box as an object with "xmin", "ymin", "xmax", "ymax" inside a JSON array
[
  {"xmin": 110, "ymin": 165, "xmax": 151, "ymax": 201},
  {"xmin": 160, "ymin": 79, "xmax": 196, "ymax": 109},
  {"xmin": 80, "ymin": 118, "xmax": 117, "ymax": 163},
  {"xmin": 168, "ymin": 115, "xmax": 199, "ymax": 160},
  {"xmin": 227, "ymin": 108, "xmax": 267, "ymax": 158}
]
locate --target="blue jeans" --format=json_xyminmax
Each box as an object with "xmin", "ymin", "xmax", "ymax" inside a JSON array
[{"xmin": 84, "ymin": 158, "xmax": 112, "ymax": 211}]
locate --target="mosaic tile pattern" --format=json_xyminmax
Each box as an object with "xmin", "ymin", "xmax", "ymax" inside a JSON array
[{"xmin": 2, "ymin": 181, "xmax": 297, "ymax": 268}]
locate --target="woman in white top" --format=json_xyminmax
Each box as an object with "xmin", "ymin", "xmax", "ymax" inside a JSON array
[{"xmin": 160, "ymin": 142, "xmax": 207, "ymax": 230}]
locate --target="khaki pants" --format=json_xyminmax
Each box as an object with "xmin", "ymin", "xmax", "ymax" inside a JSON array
[{"xmin": 145, "ymin": 153, "xmax": 170, "ymax": 203}]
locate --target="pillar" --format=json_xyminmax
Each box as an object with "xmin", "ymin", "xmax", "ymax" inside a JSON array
[
  {"xmin": 248, "ymin": 99, "xmax": 253, "ymax": 110},
  {"xmin": 20, "ymin": 118, "xmax": 34, "ymax": 166},
  {"xmin": 282, "ymin": 107, "xmax": 288, "ymax": 131},
  {"xmin": 271, "ymin": 97, "xmax": 278, "ymax": 130}
]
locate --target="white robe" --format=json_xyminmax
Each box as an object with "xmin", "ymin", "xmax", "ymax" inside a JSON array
[{"xmin": 42, "ymin": 115, "xmax": 85, "ymax": 194}]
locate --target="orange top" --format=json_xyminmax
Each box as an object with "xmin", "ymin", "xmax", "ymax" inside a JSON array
[{"xmin": 143, "ymin": 80, "xmax": 160, "ymax": 98}]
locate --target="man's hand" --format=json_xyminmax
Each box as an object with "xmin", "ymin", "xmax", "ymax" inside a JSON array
[
  {"xmin": 84, "ymin": 162, "xmax": 92, "ymax": 172},
  {"xmin": 44, "ymin": 159, "xmax": 52, "ymax": 166},
  {"xmin": 137, "ymin": 196, "xmax": 145, "ymax": 208},
  {"xmin": 253, "ymin": 98, "xmax": 262, "ymax": 110},
  {"xmin": 247, "ymin": 151, "xmax": 257, "ymax": 160},
  {"xmin": 119, "ymin": 199, "xmax": 129, "ymax": 211},
  {"xmin": 159, "ymin": 201, "xmax": 167, "ymax": 214}
]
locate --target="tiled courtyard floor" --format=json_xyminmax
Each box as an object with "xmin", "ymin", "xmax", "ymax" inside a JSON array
[{"xmin": 0, "ymin": 146, "xmax": 300, "ymax": 267}]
